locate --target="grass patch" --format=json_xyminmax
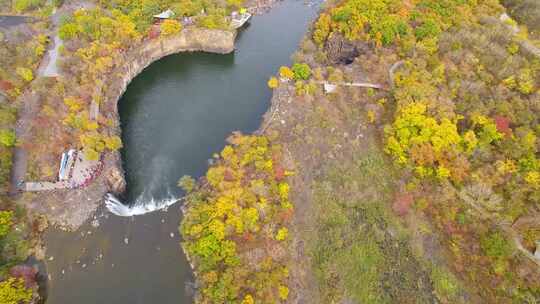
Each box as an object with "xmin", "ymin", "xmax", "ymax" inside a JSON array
[
  {"xmin": 431, "ymin": 265, "xmax": 461, "ymax": 301},
  {"xmin": 309, "ymin": 148, "xmax": 436, "ymax": 303}
]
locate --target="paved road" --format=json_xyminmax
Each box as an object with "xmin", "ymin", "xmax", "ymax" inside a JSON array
[
  {"xmin": 37, "ymin": 9, "xmax": 62, "ymax": 77},
  {"xmin": 9, "ymin": 92, "xmax": 39, "ymax": 195},
  {"xmin": 25, "ymin": 181, "xmax": 68, "ymax": 191},
  {"xmin": 0, "ymin": 15, "xmax": 31, "ymax": 28}
]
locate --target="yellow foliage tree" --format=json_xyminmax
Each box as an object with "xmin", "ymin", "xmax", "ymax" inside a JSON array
[
  {"xmin": 161, "ymin": 20, "xmax": 182, "ymax": 37},
  {"xmin": 267, "ymin": 76, "xmax": 278, "ymax": 89},
  {"xmin": 16, "ymin": 67, "xmax": 33, "ymax": 82},
  {"xmin": 279, "ymin": 66, "xmax": 294, "ymax": 80}
]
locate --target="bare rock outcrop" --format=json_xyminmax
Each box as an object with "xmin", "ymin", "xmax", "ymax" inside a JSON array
[{"xmin": 324, "ymin": 33, "xmax": 369, "ymax": 64}]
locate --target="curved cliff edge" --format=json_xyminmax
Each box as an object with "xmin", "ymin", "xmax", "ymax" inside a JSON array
[
  {"xmin": 27, "ymin": 27, "xmax": 236, "ymax": 231},
  {"xmin": 105, "ymin": 27, "xmax": 237, "ymax": 193}
]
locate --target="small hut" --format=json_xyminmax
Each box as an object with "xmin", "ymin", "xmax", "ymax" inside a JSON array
[{"xmin": 153, "ymin": 9, "xmax": 175, "ymax": 23}]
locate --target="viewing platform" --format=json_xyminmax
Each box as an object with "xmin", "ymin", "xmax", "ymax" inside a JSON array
[
  {"xmin": 231, "ymin": 11, "xmax": 252, "ymax": 29},
  {"xmin": 22, "ymin": 149, "xmax": 102, "ymax": 192}
]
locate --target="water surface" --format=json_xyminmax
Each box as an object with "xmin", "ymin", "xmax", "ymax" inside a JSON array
[{"xmin": 44, "ymin": 2, "xmax": 318, "ymax": 303}]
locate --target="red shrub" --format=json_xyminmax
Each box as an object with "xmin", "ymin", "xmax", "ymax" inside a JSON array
[
  {"xmin": 274, "ymin": 166, "xmax": 285, "ymax": 181},
  {"xmin": 223, "ymin": 169, "xmax": 235, "ymax": 182},
  {"xmin": 392, "ymin": 192, "xmax": 414, "ymax": 216},
  {"xmin": 494, "ymin": 115, "xmax": 512, "ymax": 137},
  {"xmin": 148, "ymin": 26, "xmax": 160, "ymax": 39},
  {"xmin": 0, "ymin": 80, "xmax": 14, "ymax": 92},
  {"xmin": 9, "ymin": 265, "xmax": 37, "ymax": 288},
  {"xmin": 445, "ymin": 222, "xmax": 458, "ymax": 235}
]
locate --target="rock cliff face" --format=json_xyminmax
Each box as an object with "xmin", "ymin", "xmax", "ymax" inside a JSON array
[{"xmin": 324, "ymin": 33, "xmax": 369, "ymax": 64}]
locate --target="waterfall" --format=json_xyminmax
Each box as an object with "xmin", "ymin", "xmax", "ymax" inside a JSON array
[
  {"xmin": 104, "ymin": 154, "xmax": 183, "ymax": 216},
  {"xmin": 104, "ymin": 192, "xmax": 180, "ymax": 216}
]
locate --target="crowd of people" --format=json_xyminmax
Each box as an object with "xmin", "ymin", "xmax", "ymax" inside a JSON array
[{"xmin": 66, "ymin": 153, "xmax": 104, "ymax": 190}]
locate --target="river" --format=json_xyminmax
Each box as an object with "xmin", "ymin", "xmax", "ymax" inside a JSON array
[{"xmin": 43, "ymin": 1, "xmax": 318, "ymax": 303}]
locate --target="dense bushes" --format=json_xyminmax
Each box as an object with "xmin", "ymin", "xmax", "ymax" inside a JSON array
[
  {"xmin": 56, "ymin": 8, "xmax": 140, "ymax": 159},
  {"xmin": 0, "ymin": 277, "xmax": 32, "ymax": 304},
  {"xmin": 12, "ymin": 0, "xmax": 46, "ymax": 13},
  {"xmin": 0, "ymin": 130, "xmax": 16, "ymax": 147},
  {"xmin": 160, "ymin": 19, "xmax": 182, "ymax": 36},
  {"xmin": 181, "ymin": 134, "xmax": 293, "ymax": 303},
  {"xmin": 0, "ymin": 211, "xmax": 13, "ymax": 238},
  {"xmin": 0, "ymin": 201, "xmax": 34, "ymax": 302},
  {"xmin": 382, "ymin": 2, "xmax": 540, "ymax": 302},
  {"xmin": 0, "ymin": 102, "xmax": 17, "ymax": 191},
  {"xmin": 312, "ymin": 0, "xmax": 502, "ymax": 47},
  {"xmin": 0, "ymin": 26, "xmax": 48, "ymax": 98},
  {"xmin": 102, "ymin": 0, "xmax": 240, "ymax": 32},
  {"xmin": 301, "ymin": 0, "xmax": 540, "ymax": 301}
]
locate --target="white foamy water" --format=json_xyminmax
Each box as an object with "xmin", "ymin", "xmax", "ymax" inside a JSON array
[{"xmin": 104, "ymin": 192, "xmax": 180, "ymax": 216}]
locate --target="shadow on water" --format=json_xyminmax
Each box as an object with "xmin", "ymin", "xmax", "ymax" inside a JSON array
[{"xmin": 43, "ymin": 1, "xmax": 319, "ymax": 303}]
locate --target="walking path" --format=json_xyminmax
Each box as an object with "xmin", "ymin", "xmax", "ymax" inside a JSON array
[
  {"xmin": 317, "ymin": 81, "xmax": 384, "ymax": 93},
  {"xmin": 39, "ymin": 34, "xmax": 61, "ymax": 77},
  {"xmin": 9, "ymin": 92, "xmax": 39, "ymax": 194},
  {"xmin": 0, "ymin": 15, "xmax": 32, "ymax": 28},
  {"xmin": 37, "ymin": 8, "xmax": 62, "ymax": 77}
]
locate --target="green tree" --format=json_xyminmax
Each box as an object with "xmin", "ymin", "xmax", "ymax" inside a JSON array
[
  {"xmin": 0, "ymin": 210, "xmax": 13, "ymax": 238},
  {"xmin": 59, "ymin": 22, "xmax": 79, "ymax": 40},
  {"xmin": 13, "ymin": 0, "xmax": 45, "ymax": 13},
  {"xmin": 292, "ymin": 63, "xmax": 312, "ymax": 80},
  {"xmin": 0, "ymin": 129, "xmax": 16, "ymax": 147}
]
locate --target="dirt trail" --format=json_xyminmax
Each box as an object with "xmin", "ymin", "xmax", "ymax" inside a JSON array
[{"xmin": 9, "ymin": 92, "xmax": 39, "ymax": 194}]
